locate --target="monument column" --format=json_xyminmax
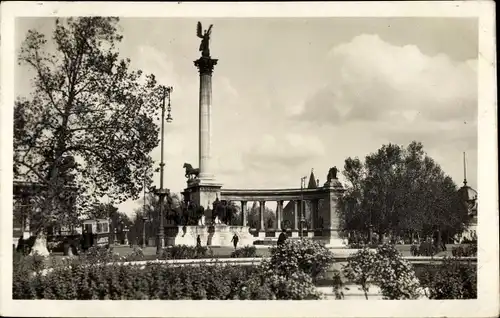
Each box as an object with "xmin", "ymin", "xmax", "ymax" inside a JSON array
[
  {"xmin": 293, "ymin": 200, "xmax": 299, "ymax": 230},
  {"xmin": 259, "ymin": 201, "xmax": 266, "ymax": 231},
  {"xmin": 311, "ymin": 199, "xmax": 319, "ymax": 230},
  {"xmin": 184, "ymin": 23, "xmax": 223, "ymax": 213},
  {"xmin": 241, "ymin": 200, "xmax": 248, "ymax": 226},
  {"xmin": 194, "ymin": 56, "xmax": 218, "ymax": 181},
  {"xmin": 276, "ymin": 200, "xmax": 283, "ymax": 230}
]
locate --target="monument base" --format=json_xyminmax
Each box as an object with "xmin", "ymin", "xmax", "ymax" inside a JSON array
[
  {"xmin": 183, "ymin": 179, "xmax": 223, "ymax": 211},
  {"xmin": 172, "ymin": 225, "xmax": 257, "ymax": 247}
]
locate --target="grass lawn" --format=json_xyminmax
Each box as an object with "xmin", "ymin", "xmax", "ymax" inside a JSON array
[
  {"xmin": 46, "ymin": 245, "xmax": 271, "ymax": 262},
  {"xmin": 45, "ymin": 243, "xmax": 457, "ymax": 263}
]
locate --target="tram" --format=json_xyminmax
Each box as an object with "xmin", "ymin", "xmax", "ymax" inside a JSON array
[{"xmin": 82, "ymin": 218, "xmax": 110, "ymax": 247}]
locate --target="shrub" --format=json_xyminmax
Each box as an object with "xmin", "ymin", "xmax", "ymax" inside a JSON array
[
  {"xmin": 159, "ymin": 245, "xmax": 209, "ymax": 260},
  {"xmin": 268, "ymin": 238, "xmax": 334, "ymax": 280},
  {"xmin": 452, "ymin": 244, "xmax": 477, "ymax": 257},
  {"xmin": 342, "ymin": 248, "xmax": 378, "ymax": 299},
  {"xmin": 124, "ymin": 247, "xmax": 145, "ymax": 262},
  {"xmin": 13, "ymin": 255, "xmax": 307, "ymax": 300},
  {"xmin": 80, "ymin": 246, "xmax": 118, "ymax": 264},
  {"xmin": 13, "ymin": 238, "xmax": 336, "ymax": 300},
  {"xmin": 374, "ymin": 244, "xmax": 423, "ymax": 299},
  {"xmin": 419, "ymin": 257, "xmax": 477, "ymax": 299},
  {"xmin": 410, "ymin": 244, "xmax": 419, "ymax": 256},
  {"xmin": 348, "ymin": 242, "xmax": 378, "ymax": 249},
  {"xmin": 343, "ymin": 244, "xmax": 423, "ymax": 299},
  {"xmin": 418, "ymin": 242, "xmax": 438, "ymax": 256},
  {"xmin": 231, "ymin": 246, "xmax": 257, "ymax": 258},
  {"xmin": 265, "ymin": 269, "xmax": 323, "ymax": 300}
]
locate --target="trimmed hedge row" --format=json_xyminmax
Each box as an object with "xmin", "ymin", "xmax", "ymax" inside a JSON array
[
  {"xmin": 230, "ymin": 246, "xmax": 257, "ymax": 258},
  {"xmin": 13, "ymin": 239, "xmax": 333, "ymax": 300}
]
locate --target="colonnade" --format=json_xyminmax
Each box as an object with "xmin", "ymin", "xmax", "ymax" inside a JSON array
[{"xmin": 238, "ymin": 199, "xmax": 321, "ymax": 231}]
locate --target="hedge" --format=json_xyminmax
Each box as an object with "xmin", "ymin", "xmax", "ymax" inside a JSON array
[{"xmin": 13, "ymin": 238, "xmax": 334, "ymax": 300}]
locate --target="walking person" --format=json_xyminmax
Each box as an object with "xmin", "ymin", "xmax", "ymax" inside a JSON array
[
  {"xmin": 231, "ymin": 233, "xmax": 239, "ymax": 249},
  {"xmin": 277, "ymin": 229, "xmax": 287, "ymax": 247},
  {"xmin": 196, "ymin": 235, "xmax": 202, "ymax": 247}
]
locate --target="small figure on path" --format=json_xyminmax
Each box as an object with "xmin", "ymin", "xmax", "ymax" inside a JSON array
[
  {"xmin": 231, "ymin": 233, "xmax": 239, "ymax": 249},
  {"xmin": 277, "ymin": 229, "xmax": 287, "ymax": 247},
  {"xmin": 196, "ymin": 235, "xmax": 202, "ymax": 247}
]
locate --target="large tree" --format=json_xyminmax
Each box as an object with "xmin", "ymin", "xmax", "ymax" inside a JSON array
[
  {"xmin": 339, "ymin": 141, "xmax": 468, "ymax": 244},
  {"xmin": 131, "ymin": 192, "xmax": 181, "ymax": 242},
  {"xmin": 14, "ymin": 17, "xmax": 163, "ymax": 254}
]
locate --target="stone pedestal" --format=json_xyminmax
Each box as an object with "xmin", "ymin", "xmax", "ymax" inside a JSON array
[
  {"xmin": 173, "ymin": 225, "xmax": 257, "ymax": 247},
  {"xmin": 184, "ymin": 179, "xmax": 222, "ymax": 212},
  {"xmin": 320, "ymin": 178, "xmax": 346, "ymax": 247}
]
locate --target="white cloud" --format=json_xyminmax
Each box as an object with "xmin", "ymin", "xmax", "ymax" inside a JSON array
[
  {"xmin": 298, "ymin": 34, "xmax": 477, "ymax": 125},
  {"xmin": 243, "ymin": 133, "xmax": 325, "ymax": 171}
]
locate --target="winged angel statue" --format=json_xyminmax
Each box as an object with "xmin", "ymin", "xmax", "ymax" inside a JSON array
[{"xmin": 197, "ymin": 21, "xmax": 213, "ymax": 58}]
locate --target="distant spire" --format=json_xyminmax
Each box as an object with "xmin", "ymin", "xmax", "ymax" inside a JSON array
[
  {"xmin": 463, "ymin": 152, "xmax": 468, "ymax": 186},
  {"xmin": 307, "ymin": 168, "xmax": 317, "ymax": 189}
]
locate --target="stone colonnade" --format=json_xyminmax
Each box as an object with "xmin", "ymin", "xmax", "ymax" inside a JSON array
[{"xmin": 237, "ymin": 199, "xmax": 320, "ymax": 231}]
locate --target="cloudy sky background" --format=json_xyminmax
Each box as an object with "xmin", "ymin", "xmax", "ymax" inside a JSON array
[{"xmin": 15, "ymin": 17, "xmax": 478, "ymax": 217}]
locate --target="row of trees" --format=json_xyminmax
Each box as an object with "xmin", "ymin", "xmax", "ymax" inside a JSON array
[{"xmin": 338, "ymin": 141, "xmax": 471, "ymax": 244}]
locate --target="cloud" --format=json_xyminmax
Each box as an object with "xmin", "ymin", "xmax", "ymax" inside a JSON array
[
  {"xmin": 243, "ymin": 133, "xmax": 325, "ymax": 171},
  {"xmin": 295, "ymin": 34, "xmax": 477, "ymax": 126}
]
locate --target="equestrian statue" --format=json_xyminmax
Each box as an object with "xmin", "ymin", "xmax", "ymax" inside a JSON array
[{"xmin": 183, "ymin": 163, "xmax": 200, "ymax": 180}]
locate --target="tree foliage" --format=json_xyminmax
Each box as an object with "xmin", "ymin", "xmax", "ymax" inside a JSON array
[
  {"xmin": 130, "ymin": 192, "xmax": 181, "ymax": 241},
  {"xmin": 339, "ymin": 141, "xmax": 468, "ymax": 241},
  {"xmin": 88, "ymin": 203, "xmax": 132, "ymax": 232},
  {"xmin": 248, "ymin": 203, "xmax": 275, "ymax": 229},
  {"xmin": 14, "ymin": 17, "xmax": 164, "ymax": 233}
]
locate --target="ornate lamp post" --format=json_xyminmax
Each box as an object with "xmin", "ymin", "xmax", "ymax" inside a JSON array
[
  {"xmin": 142, "ymin": 215, "xmax": 148, "ymax": 248},
  {"xmin": 155, "ymin": 85, "xmax": 174, "ymax": 255},
  {"xmin": 141, "ymin": 172, "xmax": 148, "ymax": 248}
]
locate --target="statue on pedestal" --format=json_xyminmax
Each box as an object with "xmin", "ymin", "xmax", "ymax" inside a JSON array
[
  {"xmin": 326, "ymin": 166, "xmax": 339, "ymax": 183},
  {"xmin": 197, "ymin": 21, "xmax": 213, "ymax": 58},
  {"xmin": 183, "ymin": 163, "xmax": 200, "ymax": 180}
]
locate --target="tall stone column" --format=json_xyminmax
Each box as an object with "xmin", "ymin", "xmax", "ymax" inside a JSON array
[
  {"xmin": 311, "ymin": 199, "xmax": 319, "ymax": 230},
  {"xmin": 259, "ymin": 201, "xmax": 266, "ymax": 231},
  {"xmin": 185, "ymin": 56, "xmax": 222, "ymax": 212},
  {"xmin": 293, "ymin": 200, "xmax": 299, "ymax": 230},
  {"xmin": 277, "ymin": 200, "xmax": 283, "ymax": 230},
  {"xmin": 194, "ymin": 56, "xmax": 218, "ymax": 181},
  {"xmin": 241, "ymin": 201, "xmax": 248, "ymax": 227}
]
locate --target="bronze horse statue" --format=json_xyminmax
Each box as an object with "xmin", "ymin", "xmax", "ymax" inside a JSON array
[{"xmin": 183, "ymin": 163, "xmax": 200, "ymax": 180}]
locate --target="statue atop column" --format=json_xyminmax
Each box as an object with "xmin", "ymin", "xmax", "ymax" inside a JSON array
[
  {"xmin": 197, "ymin": 21, "xmax": 213, "ymax": 58},
  {"xmin": 327, "ymin": 166, "xmax": 339, "ymax": 182},
  {"xmin": 325, "ymin": 166, "xmax": 343, "ymax": 189}
]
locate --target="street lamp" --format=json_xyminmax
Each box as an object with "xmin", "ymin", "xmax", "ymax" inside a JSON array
[
  {"xmin": 142, "ymin": 171, "xmax": 148, "ymax": 248},
  {"xmin": 300, "ymin": 176, "xmax": 307, "ymax": 238},
  {"xmin": 155, "ymin": 85, "xmax": 173, "ymax": 255}
]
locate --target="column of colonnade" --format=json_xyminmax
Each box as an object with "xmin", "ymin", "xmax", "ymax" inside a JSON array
[{"xmin": 238, "ymin": 198, "xmax": 320, "ymax": 233}]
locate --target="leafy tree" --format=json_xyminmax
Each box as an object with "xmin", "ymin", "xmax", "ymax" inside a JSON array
[
  {"xmin": 339, "ymin": 141, "xmax": 468, "ymax": 243},
  {"xmin": 13, "ymin": 17, "xmax": 163, "ymax": 250},
  {"xmin": 248, "ymin": 203, "xmax": 275, "ymax": 229},
  {"xmin": 212, "ymin": 200, "xmax": 240, "ymax": 225},
  {"xmin": 131, "ymin": 192, "xmax": 181, "ymax": 241},
  {"xmin": 88, "ymin": 203, "xmax": 132, "ymax": 232}
]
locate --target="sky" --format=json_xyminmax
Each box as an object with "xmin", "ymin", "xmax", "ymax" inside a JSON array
[{"xmin": 14, "ymin": 17, "xmax": 478, "ymax": 217}]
